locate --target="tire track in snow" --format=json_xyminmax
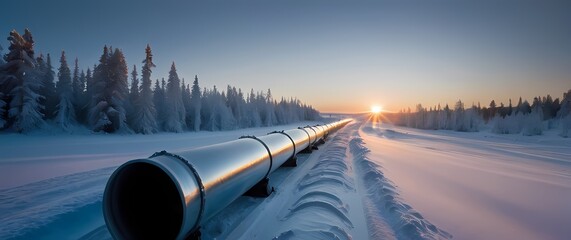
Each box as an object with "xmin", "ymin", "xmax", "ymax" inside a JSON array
[{"xmin": 350, "ymin": 127, "xmax": 453, "ymax": 240}]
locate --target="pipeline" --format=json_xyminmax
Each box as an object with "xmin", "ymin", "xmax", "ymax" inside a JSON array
[{"xmin": 103, "ymin": 119, "xmax": 352, "ymax": 240}]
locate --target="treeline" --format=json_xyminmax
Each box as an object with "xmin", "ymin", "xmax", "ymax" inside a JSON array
[
  {"xmin": 395, "ymin": 90, "xmax": 571, "ymax": 137},
  {"xmin": 0, "ymin": 29, "xmax": 320, "ymax": 134}
]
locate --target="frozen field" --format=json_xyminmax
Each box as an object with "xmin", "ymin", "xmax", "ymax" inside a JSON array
[{"xmin": 1, "ymin": 116, "xmax": 570, "ymax": 239}]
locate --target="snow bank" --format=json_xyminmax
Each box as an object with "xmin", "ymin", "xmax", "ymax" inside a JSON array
[{"xmin": 350, "ymin": 133, "xmax": 452, "ymax": 240}]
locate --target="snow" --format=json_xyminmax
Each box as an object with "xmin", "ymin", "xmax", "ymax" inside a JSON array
[
  {"xmin": 360, "ymin": 115, "xmax": 571, "ymax": 240},
  {"xmin": 1, "ymin": 115, "xmax": 571, "ymax": 239}
]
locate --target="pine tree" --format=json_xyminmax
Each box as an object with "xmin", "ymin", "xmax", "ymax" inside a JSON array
[
  {"xmin": 264, "ymin": 89, "xmax": 277, "ymax": 126},
  {"xmin": 181, "ymin": 78, "xmax": 192, "ymax": 129},
  {"xmin": 4, "ymin": 29, "xmax": 45, "ymax": 132},
  {"xmin": 0, "ymin": 43, "xmax": 4, "ymax": 64},
  {"xmin": 558, "ymin": 90, "xmax": 571, "ymax": 137},
  {"xmin": 72, "ymin": 58, "xmax": 82, "ymax": 107},
  {"xmin": 38, "ymin": 53, "xmax": 57, "ymax": 119},
  {"xmin": 127, "ymin": 64, "xmax": 138, "ymax": 127},
  {"xmin": 72, "ymin": 58, "xmax": 87, "ymax": 124},
  {"xmin": 153, "ymin": 79, "xmax": 166, "ymax": 131},
  {"xmin": 453, "ymin": 100, "xmax": 465, "ymax": 131},
  {"xmin": 189, "ymin": 75, "xmax": 202, "ymax": 131},
  {"xmin": 164, "ymin": 62, "xmax": 185, "ymax": 132},
  {"xmin": 0, "ymin": 43, "xmax": 7, "ymax": 128},
  {"xmin": 55, "ymin": 51, "xmax": 76, "ymax": 130},
  {"xmin": 523, "ymin": 97, "xmax": 543, "ymax": 136},
  {"xmin": 89, "ymin": 47, "xmax": 130, "ymax": 132},
  {"xmin": 132, "ymin": 45, "xmax": 158, "ymax": 134},
  {"xmin": 89, "ymin": 46, "xmax": 111, "ymax": 131},
  {"xmin": 84, "ymin": 67, "xmax": 93, "ymax": 112},
  {"xmin": 108, "ymin": 48, "xmax": 130, "ymax": 132},
  {"xmin": 76, "ymin": 70, "xmax": 87, "ymax": 124}
]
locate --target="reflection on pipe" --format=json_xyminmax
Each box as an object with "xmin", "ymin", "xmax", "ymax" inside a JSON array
[{"xmin": 103, "ymin": 119, "xmax": 352, "ymax": 239}]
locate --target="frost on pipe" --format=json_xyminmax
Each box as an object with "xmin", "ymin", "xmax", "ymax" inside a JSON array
[{"xmin": 103, "ymin": 119, "xmax": 351, "ymax": 240}]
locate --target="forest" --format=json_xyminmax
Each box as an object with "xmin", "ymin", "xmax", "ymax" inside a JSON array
[
  {"xmin": 393, "ymin": 90, "xmax": 571, "ymax": 137},
  {"xmin": 0, "ymin": 29, "xmax": 320, "ymax": 134}
]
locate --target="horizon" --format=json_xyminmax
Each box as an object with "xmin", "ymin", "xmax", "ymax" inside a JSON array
[{"xmin": 2, "ymin": 0, "xmax": 570, "ymax": 113}]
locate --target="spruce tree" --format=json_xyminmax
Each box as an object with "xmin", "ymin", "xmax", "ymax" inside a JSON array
[
  {"xmin": 89, "ymin": 47, "xmax": 130, "ymax": 132},
  {"xmin": 72, "ymin": 58, "xmax": 82, "ymax": 105},
  {"xmin": 132, "ymin": 45, "xmax": 158, "ymax": 134},
  {"xmin": 181, "ymin": 78, "xmax": 192, "ymax": 129},
  {"xmin": 72, "ymin": 58, "xmax": 87, "ymax": 124},
  {"xmin": 129, "ymin": 65, "xmax": 139, "ymax": 105},
  {"xmin": 127, "ymin": 65, "xmax": 138, "ymax": 127},
  {"xmin": 164, "ymin": 62, "xmax": 185, "ymax": 132},
  {"xmin": 153, "ymin": 79, "xmax": 166, "ymax": 131},
  {"xmin": 189, "ymin": 75, "xmax": 202, "ymax": 131},
  {"xmin": 89, "ymin": 46, "xmax": 111, "ymax": 131},
  {"xmin": 107, "ymin": 48, "xmax": 130, "ymax": 132},
  {"xmin": 84, "ymin": 67, "xmax": 93, "ymax": 111},
  {"xmin": 76, "ymin": 70, "xmax": 87, "ymax": 124},
  {"xmin": 4, "ymin": 29, "xmax": 45, "ymax": 132},
  {"xmin": 39, "ymin": 54, "xmax": 57, "ymax": 119},
  {"xmin": 55, "ymin": 51, "xmax": 76, "ymax": 130}
]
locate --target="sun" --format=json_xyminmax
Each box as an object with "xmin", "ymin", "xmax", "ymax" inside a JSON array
[{"xmin": 371, "ymin": 105, "xmax": 382, "ymax": 114}]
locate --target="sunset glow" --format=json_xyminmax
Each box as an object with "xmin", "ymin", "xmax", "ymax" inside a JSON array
[{"xmin": 371, "ymin": 105, "xmax": 382, "ymax": 114}]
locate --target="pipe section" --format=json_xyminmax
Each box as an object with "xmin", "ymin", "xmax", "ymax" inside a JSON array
[{"xmin": 103, "ymin": 119, "xmax": 351, "ymax": 239}]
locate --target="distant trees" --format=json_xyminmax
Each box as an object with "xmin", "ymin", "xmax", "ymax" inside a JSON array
[
  {"xmin": 396, "ymin": 91, "xmax": 571, "ymax": 137},
  {"xmin": 0, "ymin": 29, "xmax": 320, "ymax": 134},
  {"xmin": 558, "ymin": 90, "xmax": 571, "ymax": 137}
]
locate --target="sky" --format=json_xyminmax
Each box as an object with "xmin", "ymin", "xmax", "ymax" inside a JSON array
[{"xmin": 2, "ymin": 0, "xmax": 570, "ymax": 113}]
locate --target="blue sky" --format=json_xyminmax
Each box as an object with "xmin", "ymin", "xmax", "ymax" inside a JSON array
[{"xmin": 2, "ymin": 0, "xmax": 570, "ymax": 112}]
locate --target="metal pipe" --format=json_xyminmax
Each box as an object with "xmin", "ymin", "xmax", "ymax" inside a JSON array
[{"xmin": 103, "ymin": 119, "xmax": 351, "ymax": 239}]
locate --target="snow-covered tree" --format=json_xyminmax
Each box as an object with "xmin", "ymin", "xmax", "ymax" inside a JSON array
[
  {"xmin": 89, "ymin": 46, "xmax": 130, "ymax": 132},
  {"xmin": 71, "ymin": 58, "xmax": 83, "ymax": 107},
  {"xmin": 153, "ymin": 79, "xmax": 166, "ymax": 130},
  {"xmin": 163, "ymin": 62, "xmax": 185, "ymax": 132},
  {"xmin": 72, "ymin": 58, "xmax": 88, "ymax": 124},
  {"xmin": 189, "ymin": 75, "xmax": 201, "ymax": 131},
  {"xmin": 522, "ymin": 97, "xmax": 543, "ymax": 136},
  {"xmin": 4, "ymin": 29, "xmax": 46, "ymax": 132},
  {"xmin": 89, "ymin": 46, "xmax": 111, "ymax": 131},
  {"xmin": 37, "ymin": 53, "xmax": 57, "ymax": 120},
  {"xmin": 131, "ymin": 45, "xmax": 158, "ymax": 134},
  {"xmin": 263, "ymin": 89, "xmax": 277, "ymax": 126},
  {"xmin": 201, "ymin": 85, "xmax": 235, "ymax": 131},
  {"xmin": 181, "ymin": 78, "xmax": 192, "ymax": 129},
  {"xmin": 452, "ymin": 100, "xmax": 465, "ymax": 131},
  {"xmin": 464, "ymin": 105, "xmax": 480, "ymax": 132},
  {"xmin": 559, "ymin": 90, "xmax": 571, "ymax": 137},
  {"xmin": 55, "ymin": 51, "xmax": 76, "ymax": 130},
  {"xmin": 247, "ymin": 89, "xmax": 262, "ymax": 127},
  {"xmin": 0, "ymin": 43, "xmax": 4, "ymax": 65},
  {"xmin": 127, "ymin": 65, "xmax": 138, "ymax": 127}
]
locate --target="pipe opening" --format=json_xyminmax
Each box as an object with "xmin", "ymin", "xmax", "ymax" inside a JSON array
[{"xmin": 105, "ymin": 162, "xmax": 183, "ymax": 239}]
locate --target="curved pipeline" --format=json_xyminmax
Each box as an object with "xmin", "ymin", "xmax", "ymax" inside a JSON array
[{"xmin": 103, "ymin": 119, "xmax": 352, "ymax": 239}]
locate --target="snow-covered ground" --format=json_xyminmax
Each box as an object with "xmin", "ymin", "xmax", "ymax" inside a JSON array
[
  {"xmin": 360, "ymin": 114, "xmax": 571, "ymax": 240},
  {"xmin": 1, "ymin": 116, "xmax": 570, "ymax": 239}
]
